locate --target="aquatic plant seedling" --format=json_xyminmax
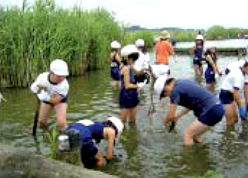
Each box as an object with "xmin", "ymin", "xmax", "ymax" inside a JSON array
[{"xmin": 45, "ymin": 125, "xmax": 59, "ymax": 158}]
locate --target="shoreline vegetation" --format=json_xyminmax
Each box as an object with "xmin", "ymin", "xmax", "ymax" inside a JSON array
[
  {"xmin": 0, "ymin": 0, "xmax": 122, "ymax": 87},
  {"xmin": 0, "ymin": 0, "xmax": 247, "ymax": 87}
]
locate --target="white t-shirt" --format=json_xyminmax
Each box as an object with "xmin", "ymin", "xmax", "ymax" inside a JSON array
[
  {"xmin": 30, "ymin": 72, "xmax": 69, "ymax": 97},
  {"xmin": 226, "ymin": 60, "xmax": 245, "ymax": 72},
  {"xmin": 221, "ymin": 68, "xmax": 245, "ymax": 92},
  {"xmin": 134, "ymin": 51, "xmax": 150, "ymax": 71},
  {"xmin": 151, "ymin": 64, "xmax": 170, "ymax": 78},
  {"xmin": 77, "ymin": 120, "xmax": 94, "ymax": 126}
]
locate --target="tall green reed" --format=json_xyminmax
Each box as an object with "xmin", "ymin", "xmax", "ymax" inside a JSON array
[{"xmin": 0, "ymin": 0, "xmax": 122, "ymax": 87}]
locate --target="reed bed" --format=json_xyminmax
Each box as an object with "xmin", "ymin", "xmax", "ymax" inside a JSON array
[{"xmin": 0, "ymin": 0, "xmax": 122, "ymax": 87}]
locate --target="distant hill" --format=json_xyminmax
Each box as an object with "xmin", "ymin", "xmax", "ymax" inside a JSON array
[{"xmin": 125, "ymin": 25, "xmax": 201, "ymax": 32}]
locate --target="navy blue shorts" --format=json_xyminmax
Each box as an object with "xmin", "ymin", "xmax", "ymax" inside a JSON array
[
  {"xmin": 42, "ymin": 96, "xmax": 68, "ymax": 105},
  {"xmin": 205, "ymin": 69, "xmax": 216, "ymax": 84},
  {"xmin": 111, "ymin": 67, "xmax": 120, "ymax": 81},
  {"xmin": 120, "ymin": 89, "xmax": 139, "ymax": 109},
  {"xmin": 193, "ymin": 58, "xmax": 202, "ymax": 67},
  {"xmin": 219, "ymin": 89, "xmax": 234, "ymax": 104},
  {"xmin": 198, "ymin": 104, "xmax": 224, "ymax": 126}
]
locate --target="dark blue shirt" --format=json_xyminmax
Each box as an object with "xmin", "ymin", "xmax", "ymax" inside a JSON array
[
  {"xmin": 67, "ymin": 123, "xmax": 98, "ymax": 156},
  {"xmin": 87, "ymin": 122, "xmax": 105, "ymax": 144},
  {"xmin": 170, "ymin": 80, "xmax": 217, "ymax": 117}
]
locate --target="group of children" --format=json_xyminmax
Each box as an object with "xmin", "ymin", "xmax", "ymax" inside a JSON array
[{"xmin": 5, "ymin": 30, "xmax": 246, "ymax": 169}]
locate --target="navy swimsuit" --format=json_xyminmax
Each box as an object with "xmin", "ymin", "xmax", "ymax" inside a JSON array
[
  {"xmin": 111, "ymin": 54, "xmax": 120, "ymax": 81},
  {"xmin": 120, "ymin": 67, "xmax": 139, "ymax": 109},
  {"xmin": 193, "ymin": 46, "xmax": 203, "ymax": 67},
  {"xmin": 205, "ymin": 53, "xmax": 217, "ymax": 83}
]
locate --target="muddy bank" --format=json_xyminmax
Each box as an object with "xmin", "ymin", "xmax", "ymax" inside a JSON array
[{"xmin": 0, "ymin": 143, "xmax": 118, "ymax": 178}]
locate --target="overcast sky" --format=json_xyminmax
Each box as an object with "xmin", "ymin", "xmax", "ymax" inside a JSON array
[{"xmin": 1, "ymin": 0, "xmax": 248, "ymax": 29}]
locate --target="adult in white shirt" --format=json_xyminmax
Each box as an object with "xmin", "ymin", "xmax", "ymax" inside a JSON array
[
  {"xmin": 225, "ymin": 60, "xmax": 246, "ymax": 75},
  {"xmin": 132, "ymin": 39, "xmax": 151, "ymax": 87},
  {"xmin": 219, "ymin": 62, "xmax": 248, "ymax": 128},
  {"xmin": 30, "ymin": 59, "xmax": 69, "ymax": 131},
  {"xmin": 134, "ymin": 39, "xmax": 150, "ymax": 71}
]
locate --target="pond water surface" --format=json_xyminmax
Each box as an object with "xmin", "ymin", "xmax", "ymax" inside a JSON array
[{"xmin": 1, "ymin": 52, "xmax": 248, "ymax": 178}]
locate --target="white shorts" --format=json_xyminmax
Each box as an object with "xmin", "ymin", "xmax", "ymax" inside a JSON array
[{"xmin": 151, "ymin": 64, "xmax": 170, "ymax": 78}]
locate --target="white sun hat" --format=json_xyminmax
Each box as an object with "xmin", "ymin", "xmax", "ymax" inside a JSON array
[
  {"xmin": 195, "ymin": 34, "xmax": 204, "ymax": 41},
  {"xmin": 121, "ymin": 44, "xmax": 139, "ymax": 57},
  {"xmin": 205, "ymin": 41, "xmax": 216, "ymax": 50},
  {"xmin": 50, "ymin": 59, "xmax": 69, "ymax": 76},
  {"xmin": 159, "ymin": 30, "xmax": 170, "ymax": 39},
  {"xmin": 111, "ymin": 41, "xmax": 121, "ymax": 49},
  {"xmin": 135, "ymin": 39, "xmax": 145, "ymax": 47}
]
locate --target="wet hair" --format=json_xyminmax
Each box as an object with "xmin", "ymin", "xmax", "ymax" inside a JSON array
[
  {"xmin": 165, "ymin": 78, "xmax": 175, "ymax": 86},
  {"xmin": 138, "ymin": 46, "xmax": 147, "ymax": 54},
  {"xmin": 205, "ymin": 49, "xmax": 217, "ymax": 60},
  {"xmin": 159, "ymin": 78, "xmax": 175, "ymax": 100},
  {"xmin": 121, "ymin": 58, "xmax": 128, "ymax": 65},
  {"xmin": 121, "ymin": 52, "xmax": 139, "ymax": 65},
  {"xmin": 243, "ymin": 61, "xmax": 248, "ymax": 68},
  {"xmin": 111, "ymin": 48, "xmax": 119, "ymax": 53},
  {"xmin": 128, "ymin": 52, "xmax": 139, "ymax": 61}
]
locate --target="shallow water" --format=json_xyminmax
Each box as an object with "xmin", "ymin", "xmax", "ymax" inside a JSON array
[{"xmin": 1, "ymin": 52, "xmax": 248, "ymax": 178}]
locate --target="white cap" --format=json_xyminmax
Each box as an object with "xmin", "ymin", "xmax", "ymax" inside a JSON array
[
  {"xmin": 154, "ymin": 75, "xmax": 167, "ymax": 95},
  {"xmin": 50, "ymin": 59, "xmax": 69, "ymax": 76},
  {"xmin": 121, "ymin": 44, "xmax": 139, "ymax": 57},
  {"xmin": 111, "ymin": 41, "xmax": 121, "ymax": 49},
  {"xmin": 107, "ymin": 117, "xmax": 124, "ymax": 140},
  {"xmin": 205, "ymin": 41, "xmax": 216, "ymax": 50},
  {"xmin": 135, "ymin": 39, "xmax": 145, "ymax": 47},
  {"xmin": 195, "ymin": 34, "xmax": 204, "ymax": 40},
  {"xmin": 58, "ymin": 135, "xmax": 69, "ymax": 141}
]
